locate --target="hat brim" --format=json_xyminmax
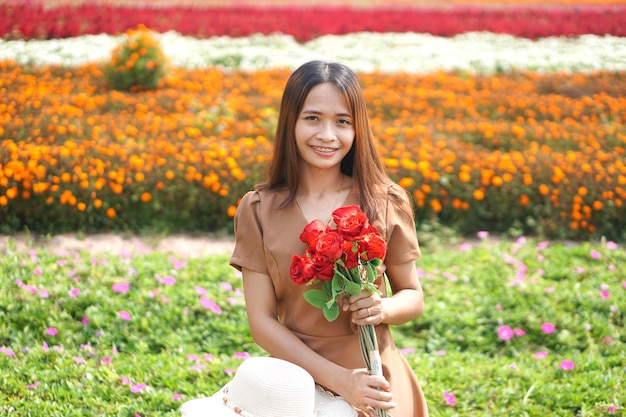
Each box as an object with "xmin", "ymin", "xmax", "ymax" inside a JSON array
[
  {"xmin": 179, "ymin": 382, "xmax": 358, "ymax": 417},
  {"xmin": 180, "ymin": 382, "xmax": 237, "ymax": 417}
]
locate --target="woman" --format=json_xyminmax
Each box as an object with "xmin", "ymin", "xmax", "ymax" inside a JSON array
[{"xmin": 230, "ymin": 60, "xmax": 428, "ymax": 417}]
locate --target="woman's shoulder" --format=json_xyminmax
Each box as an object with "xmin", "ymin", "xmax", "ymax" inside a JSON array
[
  {"xmin": 238, "ymin": 188, "xmax": 289, "ymax": 210},
  {"xmin": 382, "ymin": 182, "xmax": 412, "ymax": 207}
]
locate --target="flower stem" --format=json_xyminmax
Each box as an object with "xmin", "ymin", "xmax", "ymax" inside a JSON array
[{"xmin": 358, "ymin": 324, "xmax": 388, "ymax": 417}]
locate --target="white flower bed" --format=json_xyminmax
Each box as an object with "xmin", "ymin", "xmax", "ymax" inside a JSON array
[{"xmin": 1, "ymin": 31, "xmax": 625, "ymax": 73}]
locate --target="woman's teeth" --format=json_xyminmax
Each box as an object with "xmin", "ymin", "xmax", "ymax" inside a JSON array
[{"xmin": 312, "ymin": 146, "xmax": 336, "ymax": 153}]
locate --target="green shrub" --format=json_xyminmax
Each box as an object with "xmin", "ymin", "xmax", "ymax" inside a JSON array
[{"xmin": 103, "ymin": 24, "xmax": 167, "ymax": 92}]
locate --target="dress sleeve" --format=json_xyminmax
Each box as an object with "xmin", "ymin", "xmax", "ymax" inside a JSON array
[
  {"xmin": 383, "ymin": 184, "xmax": 421, "ymax": 265},
  {"xmin": 229, "ymin": 191, "xmax": 269, "ymax": 274}
]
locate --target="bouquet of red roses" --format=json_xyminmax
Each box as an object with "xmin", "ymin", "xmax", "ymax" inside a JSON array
[{"xmin": 290, "ymin": 205, "xmax": 389, "ymax": 417}]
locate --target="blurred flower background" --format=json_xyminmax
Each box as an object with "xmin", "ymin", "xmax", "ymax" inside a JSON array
[{"xmin": 0, "ymin": 1, "xmax": 625, "ymax": 416}]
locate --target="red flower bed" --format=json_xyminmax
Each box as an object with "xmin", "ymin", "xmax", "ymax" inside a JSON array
[{"xmin": 1, "ymin": 3, "xmax": 625, "ymax": 41}]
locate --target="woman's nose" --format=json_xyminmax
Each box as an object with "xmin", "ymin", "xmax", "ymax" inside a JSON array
[{"xmin": 317, "ymin": 122, "xmax": 336, "ymax": 141}]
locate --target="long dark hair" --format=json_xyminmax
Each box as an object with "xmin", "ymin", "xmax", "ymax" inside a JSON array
[{"xmin": 257, "ymin": 60, "xmax": 397, "ymax": 220}]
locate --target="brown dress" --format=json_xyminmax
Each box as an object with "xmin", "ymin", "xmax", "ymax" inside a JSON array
[{"xmin": 230, "ymin": 185, "xmax": 429, "ymax": 417}]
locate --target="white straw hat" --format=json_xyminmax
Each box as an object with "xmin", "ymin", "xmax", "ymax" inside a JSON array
[{"xmin": 180, "ymin": 357, "xmax": 357, "ymax": 417}]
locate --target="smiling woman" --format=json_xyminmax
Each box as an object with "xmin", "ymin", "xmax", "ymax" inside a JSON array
[{"xmin": 229, "ymin": 60, "xmax": 429, "ymax": 417}]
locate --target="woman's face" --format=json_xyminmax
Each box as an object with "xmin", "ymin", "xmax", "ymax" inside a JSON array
[{"xmin": 295, "ymin": 82, "xmax": 355, "ymax": 173}]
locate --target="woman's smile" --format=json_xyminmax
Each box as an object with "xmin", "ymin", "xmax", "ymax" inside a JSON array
[{"xmin": 311, "ymin": 145, "xmax": 339, "ymax": 154}]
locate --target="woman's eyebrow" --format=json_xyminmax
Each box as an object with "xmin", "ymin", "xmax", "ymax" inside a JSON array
[{"xmin": 301, "ymin": 109, "xmax": 352, "ymax": 118}]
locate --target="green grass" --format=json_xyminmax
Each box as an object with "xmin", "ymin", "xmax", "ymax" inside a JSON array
[{"xmin": 1, "ymin": 236, "xmax": 624, "ymax": 416}]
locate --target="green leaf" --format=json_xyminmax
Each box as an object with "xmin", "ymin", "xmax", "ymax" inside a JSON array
[
  {"xmin": 343, "ymin": 277, "xmax": 362, "ymax": 296},
  {"xmin": 349, "ymin": 266, "xmax": 361, "ymax": 283},
  {"xmin": 363, "ymin": 282, "xmax": 381, "ymax": 295},
  {"xmin": 369, "ymin": 258, "xmax": 382, "ymax": 267},
  {"xmin": 323, "ymin": 303, "xmax": 339, "ymax": 322},
  {"xmin": 331, "ymin": 273, "xmax": 343, "ymax": 293},
  {"xmin": 366, "ymin": 263, "xmax": 377, "ymax": 283},
  {"xmin": 323, "ymin": 279, "xmax": 334, "ymax": 294},
  {"xmin": 303, "ymin": 289, "xmax": 328, "ymax": 308}
]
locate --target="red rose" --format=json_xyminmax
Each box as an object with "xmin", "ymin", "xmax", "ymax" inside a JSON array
[
  {"xmin": 332, "ymin": 205, "xmax": 369, "ymax": 240},
  {"xmin": 342, "ymin": 239, "xmax": 360, "ymax": 270},
  {"xmin": 289, "ymin": 255, "xmax": 316, "ymax": 285},
  {"xmin": 299, "ymin": 219, "xmax": 328, "ymax": 245},
  {"xmin": 310, "ymin": 252, "xmax": 335, "ymax": 281},
  {"xmin": 314, "ymin": 229, "xmax": 343, "ymax": 263},
  {"xmin": 360, "ymin": 226, "xmax": 387, "ymax": 261}
]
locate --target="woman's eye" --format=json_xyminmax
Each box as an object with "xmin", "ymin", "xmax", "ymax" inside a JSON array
[{"xmin": 338, "ymin": 119, "xmax": 351, "ymax": 125}]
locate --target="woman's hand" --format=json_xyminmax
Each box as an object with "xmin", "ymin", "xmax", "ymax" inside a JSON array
[
  {"xmin": 336, "ymin": 367, "xmax": 395, "ymax": 417},
  {"xmin": 342, "ymin": 290, "xmax": 384, "ymax": 326},
  {"xmin": 345, "ymin": 261, "xmax": 425, "ymax": 327}
]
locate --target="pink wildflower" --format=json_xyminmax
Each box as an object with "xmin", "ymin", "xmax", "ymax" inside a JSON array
[
  {"xmin": 498, "ymin": 325, "xmax": 514, "ymax": 341},
  {"xmin": 536, "ymin": 241, "xmax": 550, "ymax": 251},
  {"xmin": 541, "ymin": 322, "xmax": 555, "ymax": 334},
  {"xmin": 157, "ymin": 274, "xmax": 176, "ymax": 286},
  {"xmin": 443, "ymin": 391, "xmax": 456, "ymax": 406},
  {"xmin": 233, "ymin": 352, "xmax": 250, "ymax": 360},
  {"xmin": 200, "ymin": 296, "xmax": 222, "ymax": 314},
  {"xmin": 459, "ymin": 243, "xmax": 472, "ymax": 251},
  {"xmin": 118, "ymin": 311, "xmax": 132, "ymax": 321},
  {"xmin": 0, "ymin": 346, "xmax": 16, "ymax": 358},
  {"xmin": 169, "ymin": 256, "xmax": 188, "ymax": 270},
  {"xmin": 112, "ymin": 283, "xmax": 130, "ymax": 293},
  {"xmin": 130, "ymin": 383, "xmax": 147, "ymax": 393},
  {"xmin": 559, "ymin": 359, "xmax": 575, "ymax": 370},
  {"xmin": 602, "ymin": 337, "xmax": 614, "ymax": 345}
]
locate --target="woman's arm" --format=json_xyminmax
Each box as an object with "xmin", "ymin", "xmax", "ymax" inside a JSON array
[
  {"xmin": 242, "ymin": 267, "xmax": 396, "ymax": 415},
  {"xmin": 381, "ymin": 260, "xmax": 424, "ymax": 325}
]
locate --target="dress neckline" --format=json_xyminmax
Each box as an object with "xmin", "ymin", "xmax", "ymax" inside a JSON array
[{"xmin": 293, "ymin": 188, "xmax": 355, "ymax": 226}]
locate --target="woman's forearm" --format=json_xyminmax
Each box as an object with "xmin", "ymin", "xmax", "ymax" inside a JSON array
[{"xmin": 381, "ymin": 288, "xmax": 424, "ymax": 326}]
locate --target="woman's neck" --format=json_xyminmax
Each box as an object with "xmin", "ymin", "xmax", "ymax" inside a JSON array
[
  {"xmin": 295, "ymin": 171, "xmax": 353, "ymax": 225},
  {"xmin": 297, "ymin": 171, "xmax": 347, "ymax": 199}
]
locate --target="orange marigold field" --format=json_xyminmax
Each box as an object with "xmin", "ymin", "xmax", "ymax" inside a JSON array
[{"xmin": 0, "ymin": 61, "xmax": 625, "ymax": 240}]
